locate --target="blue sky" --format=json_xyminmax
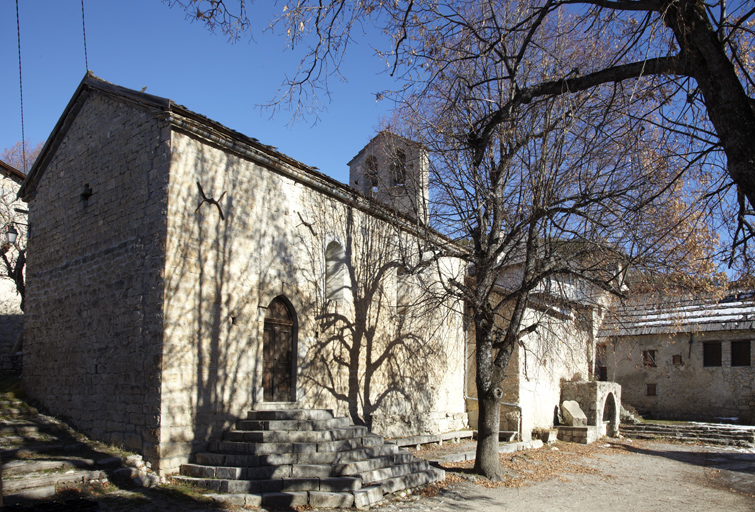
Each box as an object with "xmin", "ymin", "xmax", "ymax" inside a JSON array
[{"xmin": 0, "ymin": 0, "xmax": 396, "ymax": 184}]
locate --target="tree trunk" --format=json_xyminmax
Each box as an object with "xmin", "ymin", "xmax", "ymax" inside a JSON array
[
  {"xmin": 472, "ymin": 312, "xmax": 503, "ymax": 479},
  {"xmin": 474, "ymin": 392, "xmax": 502, "ymax": 479}
]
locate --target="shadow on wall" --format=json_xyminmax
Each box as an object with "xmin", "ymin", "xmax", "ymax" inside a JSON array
[
  {"xmin": 0, "ymin": 314, "xmax": 23, "ymax": 373},
  {"xmin": 294, "ymin": 197, "xmax": 456, "ymax": 436},
  {"xmin": 162, "ymin": 141, "xmax": 303, "ymax": 462}
]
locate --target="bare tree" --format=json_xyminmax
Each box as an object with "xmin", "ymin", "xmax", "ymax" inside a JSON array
[
  {"xmin": 393, "ymin": 64, "xmax": 715, "ymax": 477},
  {"xmin": 0, "ymin": 140, "xmax": 38, "ymax": 310},
  {"xmin": 170, "ymin": 0, "xmax": 755, "ymax": 263},
  {"xmin": 1, "ymin": 140, "xmax": 42, "ymax": 174}
]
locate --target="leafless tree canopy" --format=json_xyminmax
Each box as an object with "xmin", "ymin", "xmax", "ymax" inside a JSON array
[{"xmin": 171, "ymin": 0, "xmax": 755, "ymax": 270}]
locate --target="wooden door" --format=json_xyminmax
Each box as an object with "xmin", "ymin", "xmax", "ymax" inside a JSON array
[{"xmin": 262, "ymin": 298, "xmax": 294, "ymax": 402}]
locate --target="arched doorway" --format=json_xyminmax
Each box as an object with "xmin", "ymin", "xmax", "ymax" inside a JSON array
[
  {"xmin": 602, "ymin": 392, "xmax": 618, "ymax": 437},
  {"xmin": 262, "ymin": 297, "xmax": 297, "ymax": 402}
]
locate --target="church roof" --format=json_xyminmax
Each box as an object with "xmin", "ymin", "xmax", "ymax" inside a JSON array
[
  {"xmin": 347, "ymin": 130, "xmax": 424, "ymax": 166},
  {"xmin": 19, "ymin": 72, "xmax": 461, "ymax": 252},
  {"xmin": 598, "ymin": 292, "xmax": 755, "ymax": 337},
  {"xmin": 19, "ymin": 72, "xmax": 317, "ymax": 201}
]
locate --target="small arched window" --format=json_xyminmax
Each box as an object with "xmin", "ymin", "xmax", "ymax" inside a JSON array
[
  {"xmin": 325, "ymin": 241, "xmax": 348, "ymax": 301},
  {"xmin": 365, "ymin": 155, "xmax": 379, "ymax": 196},
  {"xmin": 391, "ymin": 149, "xmax": 406, "ymax": 186},
  {"xmin": 396, "ymin": 265, "xmax": 412, "ymax": 315}
]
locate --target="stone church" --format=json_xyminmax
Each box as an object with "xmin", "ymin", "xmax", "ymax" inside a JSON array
[{"xmin": 18, "ymin": 73, "xmax": 616, "ymax": 478}]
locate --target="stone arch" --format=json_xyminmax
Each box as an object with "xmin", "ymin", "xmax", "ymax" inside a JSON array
[
  {"xmin": 602, "ymin": 392, "xmax": 619, "ymax": 437},
  {"xmin": 391, "ymin": 148, "xmax": 407, "ymax": 186}
]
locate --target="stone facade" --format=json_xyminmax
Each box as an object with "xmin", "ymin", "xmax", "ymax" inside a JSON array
[
  {"xmin": 603, "ymin": 330, "xmax": 755, "ymax": 423},
  {"xmin": 19, "ymin": 74, "xmax": 467, "ymax": 475},
  {"xmin": 600, "ymin": 295, "xmax": 755, "ymax": 424},
  {"xmin": 20, "ymin": 86, "xmax": 170, "ymax": 459}
]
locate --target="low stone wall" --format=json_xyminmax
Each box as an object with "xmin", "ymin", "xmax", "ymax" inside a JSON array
[
  {"xmin": 558, "ymin": 425, "xmax": 600, "ymax": 444},
  {"xmin": 370, "ymin": 411, "xmax": 467, "ymax": 439}
]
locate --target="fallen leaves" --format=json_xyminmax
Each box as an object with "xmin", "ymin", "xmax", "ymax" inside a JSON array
[{"xmin": 439, "ymin": 440, "xmax": 637, "ymax": 489}]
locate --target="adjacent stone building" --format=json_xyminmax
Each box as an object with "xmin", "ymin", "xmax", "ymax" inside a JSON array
[
  {"xmin": 465, "ymin": 272, "xmax": 618, "ymax": 441},
  {"xmin": 0, "ymin": 158, "xmax": 26, "ymax": 371},
  {"xmin": 599, "ymin": 294, "xmax": 755, "ymax": 424}
]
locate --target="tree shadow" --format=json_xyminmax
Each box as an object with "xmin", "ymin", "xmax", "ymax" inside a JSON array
[
  {"xmin": 161, "ymin": 136, "xmax": 301, "ymax": 471},
  {"xmin": 606, "ymin": 441, "xmax": 755, "ymax": 475},
  {"xmin": 294, "ymin": 195, "xmax": 464, "ymax": 436}
]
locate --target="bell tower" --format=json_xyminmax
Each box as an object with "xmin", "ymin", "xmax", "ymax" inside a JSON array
[{"xmin": 348, "ymin": 131, "xmax": 428, "ymax": 223}]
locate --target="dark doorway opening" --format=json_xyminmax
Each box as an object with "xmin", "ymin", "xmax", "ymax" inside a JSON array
[{"xmin": 262, "ymin": 297, "xmax": 296, "ymax": 402}]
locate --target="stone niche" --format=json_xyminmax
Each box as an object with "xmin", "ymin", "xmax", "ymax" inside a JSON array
[{"xmin": 558, "ymin": 381, "xmax": 621, "ymax": 443}]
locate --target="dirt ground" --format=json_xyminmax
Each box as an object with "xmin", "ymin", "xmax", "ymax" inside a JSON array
[
  {"xmin": 379, "ymin": 439, "xmax": 755, "ymax": 512},
  {"xmin": 6, "ymin": 438, "xmax": 754, "ymax": 511}
]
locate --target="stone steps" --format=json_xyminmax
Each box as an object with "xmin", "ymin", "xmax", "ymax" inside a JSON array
[
  {"xmin": 621, "ymin": 423, "xmax": 755, "ymax": 447},
  {"xmin": 0, "ymin": 393, "xmax": 160, "ymax": 507},
  {"xmin": 179, "ymin": 407, "xmax": 445, "ymax": 509},
  {"xmin": 3, "ymin": 468, "xmax": 107, "ymax": 494}
]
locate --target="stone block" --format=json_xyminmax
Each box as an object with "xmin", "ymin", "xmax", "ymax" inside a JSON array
[
  {"xmin": 281, "ymin": 478, "xmax": 320, "ymax": 492},
  {"xmin": 561, "ymin": 401, "xmax": 587, "ymax": 426},
  {"xmin": 291, "ymin": 464, "xmax": 333, "ymax": 478},
  {"xmin": 206, "ymin": 494, "xmax": 245, "ymax": 507},
  {"xmin": 320, "ymin": 476, "xmax": 362, "ymax": 491},
  {"xmin": 354, "ymin": 485, "xmax": 384, "ymax": 510},
  {"xmin": 309, "ymin": 491, "xmax": 355, "ymax": 508},
  {"xmin": 261, "ymin": 491, "xmax": 308, "ymax": 508},
  {"xmin": 245, "ymin": 465, "xmax": 291, "ymax": 480}
]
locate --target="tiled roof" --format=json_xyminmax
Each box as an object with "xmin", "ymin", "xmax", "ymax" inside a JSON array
[
  {"xmin": 0, "ymin": 159, "xmax": 25, "ymax": 184},
  {"xmin": 598, "ymin": 293, "xmax": 755, "ymax": 337}
]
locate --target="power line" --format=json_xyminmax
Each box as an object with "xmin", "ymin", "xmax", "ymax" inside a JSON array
[
  {"xmin": 15, "ymin": 0, "xmax": 26, "ymax": 172},
  {"xmin": 81, "ymin": 0, "xmax": 89, "ymax": 71}
]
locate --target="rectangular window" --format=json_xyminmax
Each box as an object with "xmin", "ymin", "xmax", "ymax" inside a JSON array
[
  {"xmin": 598, "ymin": 366, "xmax": 608, "ymax": 381},
  {"xmin": 703, "ymin": 342, "xmax": 722, "ymax": 367},
  {"xmin": 646, "ymin": 383, "xmax": 657, "ymax": 396},
  {"xmin": 731, "ymin": 341, "xmax": 751, "ymax": 367},
  {"xmin": 672, "ymin": 355, "xmax": 682, "ymax": 365},
  {"xmin": 642, "ymin": 350, "xmax": 657, "ymax": 367}
]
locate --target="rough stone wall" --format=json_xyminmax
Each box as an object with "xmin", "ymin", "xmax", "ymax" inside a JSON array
[
  {"xmin": 348, "ymin": 133, "xmax": 429, "ymax": 223},
  {"xmin": 517, "ymin": 306, "xmax": 594, "ymax": 440},
  {"xmin": 23, "ymin": 91, "xmax": 171, "ymax": 462},
  {"xmin": 160, "ymin": 129, "xmax": 466, "ymax": 473},
  {"xmin": 606, "ymin": 331, "xmax": 755, "ymax": 423}
]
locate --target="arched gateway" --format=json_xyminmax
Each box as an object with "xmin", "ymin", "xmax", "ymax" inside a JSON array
[{"xmin": 262, "ymin": 296, "xmax": 297, "ymax": 402}]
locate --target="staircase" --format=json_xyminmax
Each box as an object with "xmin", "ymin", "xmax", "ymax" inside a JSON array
[
  {"xmin": 0, "ymin": 393, "xmax": 112, "ymax": 506},
  {"xmin": 174, "ymin": 408, "xmax": 445, "ymax": 509},
  {"xmin": 621, "ymin": 422, "xmax": 755, "ymax": 448}
]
